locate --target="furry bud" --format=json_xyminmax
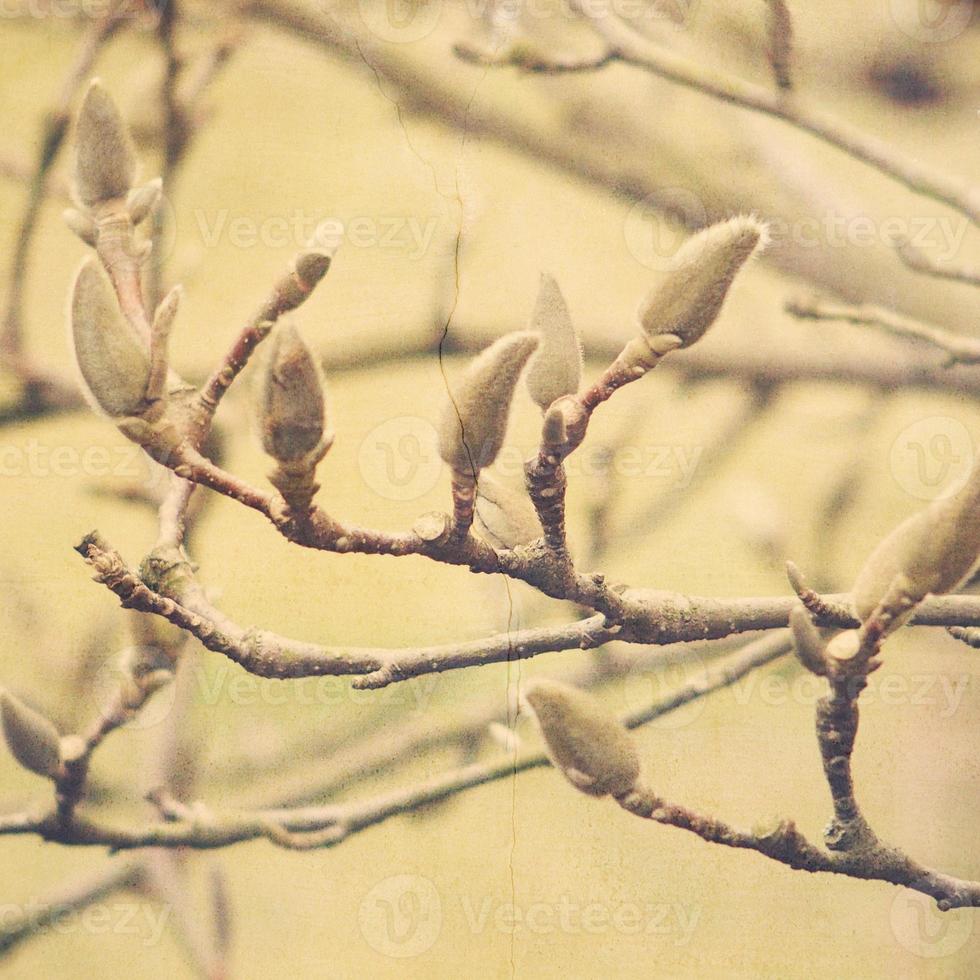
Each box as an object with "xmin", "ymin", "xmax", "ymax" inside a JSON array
[
  {"xmin": 259, "ymin": 322, "xmax": 327, "ymax": 462},
  {"xmin": 126, "ymin": 177, "xmax": 163, "ymax": 226},
  {"xmin": 851, "ymin": 482, "xmax": 980, "ymax": 623},
  {"xmin": 0, "ymin": 690, "xmax": 61, "ymax": 780},
  {"xmin": 63, "ymin": 207, "xmax": 97, "ymax": 246},
  {"xmin": 475, "ymin": 473, "xmax": 541, "ymax": 549},
  {"xmin": 294, "ymin": 249, "xmax": 333, "ymax": 287},
  {"xmin": 525, "ymin": 273, "xmax": 582, "ymax": 410},
  {"xmin": 638, "ymin": 215, "xmax": 768, "ymax": 348},
  {"xmin": 152, "ymin": 285, "xmax": 182, "ymax": 338},
  {"xmin": 74, "ymin": 80, "xmax": 137, "ymax": 207},
  {"xmin": 542, "ymin": 403, "xmax": 568, "ymax": 447},
  {"xmin": 438, "ymin": 332, "xmax": 539, "ymax": 476},
  {"xmin": 524, "ymin": 680, "xmax": 641, "ymax": 798},
  {"xmin": 71, "ymin": 259, "xmax": 151, "ymax": 417}
]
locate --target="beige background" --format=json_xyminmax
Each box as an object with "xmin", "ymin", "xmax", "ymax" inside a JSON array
[{"xmin": 2, "ymin": 2, "xmax": 980, "ymax": 976}]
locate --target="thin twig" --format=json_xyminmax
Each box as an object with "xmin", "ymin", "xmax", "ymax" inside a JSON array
[
  {"xmin": 0, "ymin": 860, "xmax": 145, "ymax": 957},
  {"xmin": 894, "ymin": 235, "xmax": 980, "ymax": 288},
  {"xmin": 786, "ymin": 296, "xmax": 980, "ymax": 366},
  {"xmin": 577, "ymin": 11, "xmax": 980, "ymax": 226},
  {"xmin": 75, "ymin": 531, "xmax": 980, "ymax": 686}
]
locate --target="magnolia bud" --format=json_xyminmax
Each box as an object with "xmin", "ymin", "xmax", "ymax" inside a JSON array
[
  {"xmin": 152, "ymin": 285, "xmax": 182, "ymax": 338},
  {"xmin": 475, "ymin": 473, "xmax": 542, "ymax": 549},
  {"xmin": 438, "ymin": 332, "xmax": 539, "ymax": 476},
  {"xmin": 259, "ymin": 321, "xmax": 327, "ymax": 462},
  {"xmin": 638, "ymin": 215, "xmax": 768, "ymax": 348},
  {"xmin": 74, "ymin": 79, "xmax": 137, "ymax": 207},
  {"xmin": 0, "ymin": 690, "xmax": 61, "ymax": 780},
  {"xmin": 269, "ymin": 249, "xmax": 335, "ymax": 314},
  {"xmin": 542, "ymin": 402, "xmax": 569, "ymax": 448},
  {"xmin": 71, "ymin": 259, "xmax": 151, "ymax": 417},
  {"xmin": 63, "ymin": 207, "xmax": 97, "ymax": 245},
  {"xmin": 294, "ymin": 249, "xmax": 332, "ymax": 287},
  {"xmin": 789, "ymin": 605, "xmax": 827, "ymax": 676},
  {"xmin": 524, "ymin": 679, "xmax": 641, "ymax": 798},
  {"xmin": 524, "ymin": 273, "xmax": 582, "ymax": 410},
  {"xmin": 126, "ymin": 177, "xmax": 163, "ymax": 225},
  {"xmin": 851, "ymin": 481, "xmax": 980, "ymax": 623}
]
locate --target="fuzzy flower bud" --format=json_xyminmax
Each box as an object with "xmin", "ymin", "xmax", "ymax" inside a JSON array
[
  {"xmin": 259, "ymin": 321, "xmax": 327, "ymax": 463},
  {"xmin": 524, "ymin": 273, "xmax": 582, "ymax": 410},
  {"xmin": 63, "ymin": 207, "xmax": 98, "ymax": 246},
  {"xmin": 1, "ymin": 690, "xmax": 61, "ymax": 780},
  {"xmin": 126, "ymin": 177, "xmax": 163, "ymax": 226},
  {"xmin": 638, "ymin": 215, "xmax": 768, "ymax": 348},
  {"xmin": 475, "ymin": 473, "xmax": 542, "ymax": 549},
  {"xmin": 71, "ymin": 259, "xmax": 151, "ymax": 417},
  {"xmin": 850, "ymin": 480, "xmax": 980, "ymax": 623},
  {"xmin": 438, "ymin": 331, "xmax": 539, "ymax": 476},
  {"xmin": 524, "ymin": 679, "xmax": 641, "ymax": 798},
  {"xmin": 74, "ymin": 79, "xmax": 137, "ymax": 207}
]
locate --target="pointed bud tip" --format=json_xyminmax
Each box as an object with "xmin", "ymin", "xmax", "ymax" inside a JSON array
[
  {"xmin": 438, "ymin": 331, "xmax": 539, "ymax": 475},
  {"xmin": 638, "ymin": 215, "xmax": 770, "ymax": 348},
  {"xmin": 526, "ymin": 273, "xmax": 582, "ymax": 410},
  {"xmin": 126, "ymin": 177, "xmax": 163, "ymax": 225},
  {"xmin": 524, "ymin": 679, "xmax": 640, "ymax": 799},
  {"xmin": 294, "ymin": 250, "xmax": 332, "ymax": 286},
  {"xmin": 75, "ymin": 78, "xmax": 137, "ymax": 207},
  {"xmin": 0, "ymin": 689, "xmax": 62, "ymax": 780},
  {"xmin": 71, "ymin": 259, "xmax": 151, "ymax": 417},
  {"xmin": 259, "ymin": 321, "xmax": 327, "ymax": 463}
]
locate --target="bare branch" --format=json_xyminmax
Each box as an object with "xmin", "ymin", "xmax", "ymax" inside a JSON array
[
  {"xmin": 786, "ymin": 296, "xmax": 980, "ymax": 365},
  {"xmin": 894, "ymin": 235, "xmax": 980, "ymax": 288}
]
